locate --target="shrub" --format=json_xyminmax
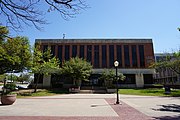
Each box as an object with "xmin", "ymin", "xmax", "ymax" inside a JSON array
[{"xmin": 5, "ymin": 83, "xmax": 17, "ymax": 91}]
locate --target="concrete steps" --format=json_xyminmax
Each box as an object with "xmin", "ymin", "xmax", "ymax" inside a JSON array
[
  {"xmin": 79, "ymin": 90, "xmax": 93, "ymax": 94},
  {"xmin": 80, "ymin": 86, "xmax": 107, "ymax": 94}
]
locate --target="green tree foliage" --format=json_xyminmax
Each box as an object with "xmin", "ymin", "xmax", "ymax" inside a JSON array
[
  {"xmin": 168, "ymin": 52, "xmax": 180, "ymax": 74},
  {"xmin": 0, "ymin": 26, "xmax": 32, "ymax": 74},
  {"xmin": 99, "ymin": 70, "xmax": 126, "ymax": 88},
  {"xmin": 3, "ymin": 83, "xmax": 17, "ymax": 95},
  {"xmin": 0, "ymin": 26, "xmax": 9, "ymax": 42},
  {"xmin": 0, "ymin": 74, "xmax": 6, "ymax": 82},
  {"xmin": 17, "ymin": 73, "xmax": 31, "ymax": 84},
  {"xmin": 31, "ymin": 46, "xmax": 60, "ymax": 92},
  {"xmin": 61, "ymin": 57, "xmax": 92, "ymax": 86},
  {"xmin": 6, "ymin": 74, "xmax": 18, "ymax": 82},
  {"xmin": 150, "ymin": 51, "xmax": 180, "ymax": 85},
  {"xmin": 151, "ymin": 52, "xmax": 180, "ymax": 74}
]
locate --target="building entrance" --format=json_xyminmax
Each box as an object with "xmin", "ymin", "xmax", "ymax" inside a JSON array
[{"xmin": 81, "ymin": 74, "xmax": 104, "ymax": 87}]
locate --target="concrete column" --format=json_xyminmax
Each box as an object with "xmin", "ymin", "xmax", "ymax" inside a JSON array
[
  {"xmin": 135, "ymin": 73, "xmax": 144, "ymax": 88},
  {"xmin": 43, "ymin": 75, "xmax": 51, "ymax": 88}
]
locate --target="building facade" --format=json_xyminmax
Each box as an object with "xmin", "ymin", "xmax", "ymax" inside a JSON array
[
  {"xmin": 153, "ymin": 53, "xmax": 180, "ymax": 86},
  {"xmin": 35, "ymin": 39, "xmax": 155, "ymax": 88}
]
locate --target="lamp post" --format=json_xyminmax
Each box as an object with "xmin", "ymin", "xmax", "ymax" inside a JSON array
[{"xmin": 114, "ymin": 60, "xmax": 119, "ymax": 104}]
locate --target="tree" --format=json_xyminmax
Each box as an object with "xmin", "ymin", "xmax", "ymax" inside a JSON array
[
  {"xmin": 0, "ymin": 26, "xmax": 32, "ymax": 74},
  {"xmin": 6, "ymin": 74, "xmax": 18, "ymax": 82},
  {"xmin": 0, "ymin": 26, "xmax": 9, "ymax": 41},
  {"xmin": 0, "ymin": 74, "xmax": 6, "ymax": 82},
  {"xmin": 99, "ymin": 70, "xmax": 126, "ymax": 88},
  {"xmin": 31, "ymin": 46, "xmax": 60, "ymax": 92},
  {"xmin": 61, "ymin": 57, "xmax": 92, "ymax": 87},
  {"xmin": 150, "ymin": 51, "xmax": 180, "ymax": 84},
  {"xmin": 17, "ymin": 73, "xmax": 31, "ymax": 84},
  {"xmin": 167, "ymin": 52, "xmax": 180, "ymax": 75},
  {"xmin": 0, "ymin": 0, "xmax": 88, "ymax": 31}
]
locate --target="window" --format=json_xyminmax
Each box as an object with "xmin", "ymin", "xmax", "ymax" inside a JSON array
[
  {"xmin": 51, "ymin": 45, "xmax": 55, "ymax": 57},
  {"xmin": 80, "ymin": 45, "xmax": 84, "ymax": 58},
  {"xmin": 94, "ymin": 45, "xmax": 99, "ymax": 68},
  {"xmin": 109, "ymin": 45, "xmax": 114, "ymax": 67},
  {"xmin": 43, "ymin": 45, "xmax": 48, "ymax": 53},
  {"xmin": 139, "ymin": 45, "xmax": 145, "ymax": 67},
  {"xmin": 119, "ymin": 74, "xmax": 135, "ymax": 84},
  {"xmin": 72, "ymin": 45, "xmax": 77, "ymax": 57},
  {"xmin": 102, "ymin": 45, "xmax": 107, "ymax": 68},
  {"xmin": 43, "ymin": 45, "xmax": 49, "ymax": 61},
  {"xmin": 131, "ymin": 45, "xmax": 137, "ymax": 67},
  {"xmin": 87, "ymin": 45, "xmax": 92, "ymax": 63},
  {"xmin": 124, "ymin": 45, "xmax": 130, "ymax": 67},
  {"xmin": 65, "ymin": 45, "xmax": 70, "ymax": 61},
  {"xmin": 58, "ymin": 45, "xmax": 62, "ymax": 63},
  {"xmin": 116, "ymin": 45, "xmax": 122, "ymax": 67},
  {"xmin": 144, "ymin": 74, "xmax": 153, "ymax": 84}
]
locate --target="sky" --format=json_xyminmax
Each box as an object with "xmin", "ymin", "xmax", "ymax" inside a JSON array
[{"xmin": 10, "ymin": 0, "xmax": 180, "ymax": 53}]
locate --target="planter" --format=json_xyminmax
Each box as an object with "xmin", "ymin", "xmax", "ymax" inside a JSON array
[
  {"xmin": 106, "ymin": 88, "xmax": 116, "ymax": 93},
  {"xmin": 1, "ymin": 94, "xmax": 16, "ymax": 105}
]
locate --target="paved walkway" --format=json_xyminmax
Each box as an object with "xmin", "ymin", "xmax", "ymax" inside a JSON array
[
  {"xmin": 121, "ymin": 95, "xmax": 180, "ymax": 120},
  {"xmin": 0, "ymin": 94, "xmax": 180, "ymax": 120}
]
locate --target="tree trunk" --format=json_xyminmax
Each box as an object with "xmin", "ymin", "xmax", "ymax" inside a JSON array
[
  {"xmin": 2, "ymin": 78, "xmax": 6, "ymax": 95},
  {"xmin": 34, "ymin": 74, "xmax": 40, "ymax": 93}
]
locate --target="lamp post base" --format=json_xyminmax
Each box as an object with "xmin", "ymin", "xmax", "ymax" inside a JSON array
[{"xmin": 115, "ymin": 101, "xmax": 122, "ymax": 105}]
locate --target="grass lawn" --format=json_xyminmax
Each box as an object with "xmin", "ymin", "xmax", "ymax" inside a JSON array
[
  {"xmin": 119, "ymin": 88, "xmax": 180, "ymax": 97},
  {"xmin": 15, "ymin": 89, "xmax": 69, "ymax": 98},
  {"xmin": 13, "ymin": 88, "xmax": 180, "ymax": 98}
]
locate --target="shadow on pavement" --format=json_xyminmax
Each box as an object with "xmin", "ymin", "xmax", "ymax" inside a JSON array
[
  {"xmin": 153, "ymin": 115, "xmax": 180, "ymax": 120},
  {"xmin": 0, "ymin": 104, "xmax": 10, "ymax": 106},
  {"xmin": 152, "ymin": 104, "xmax": 180, "ymax": 112},
  {"xmin": 91, "ymin": 103, "xmax": 115, "ymax": 107}
]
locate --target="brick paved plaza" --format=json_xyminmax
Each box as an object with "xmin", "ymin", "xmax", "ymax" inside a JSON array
[{"xmin": 0, "ymin": 94, "xmax": 180, "ymax": 120}]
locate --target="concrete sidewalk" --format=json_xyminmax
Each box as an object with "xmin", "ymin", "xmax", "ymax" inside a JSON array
[
  {"xmin": 0, "ymin": 94, "xmax": 180, "ymax": 120},
  {"xmin": 120, "ymin": 95, "xmax": 180, "ymax": 120}
]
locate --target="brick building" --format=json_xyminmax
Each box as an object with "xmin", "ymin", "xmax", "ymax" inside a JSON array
[
  {"xmin": 35, "ymin": 39, "xmax": 155, "ymax": 88},
  {"xmin": 153, "ymin": 53, "xmax": 180, "ymax": 86}
]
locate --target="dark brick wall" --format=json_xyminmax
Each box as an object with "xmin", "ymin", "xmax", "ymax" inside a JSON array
[{"xmin": 37, "ymin": 39, "xmax": 154, "ymax": 69}]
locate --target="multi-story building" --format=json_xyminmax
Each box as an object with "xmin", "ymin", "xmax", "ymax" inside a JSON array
[
  {"xmin": 154, "ymin": 53, "xmax": 180, "ymax": 86},
  {"xmin": 35, "ymin": 39, "xmax": 155, "ymax": 88}
]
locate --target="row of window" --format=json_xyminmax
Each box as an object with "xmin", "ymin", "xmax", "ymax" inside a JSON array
[
  {"xmin": 35, "ymin": 73, "xmax": 153, "ymax": 84},
  {"xmin": 43, "ymin": 44, "xmax": 145, "ymax": 68}
]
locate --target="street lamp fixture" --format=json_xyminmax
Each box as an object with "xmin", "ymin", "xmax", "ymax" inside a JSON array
[{"xmin": 114, "ymin": 60, "xmax": 120, "ymax": 104}]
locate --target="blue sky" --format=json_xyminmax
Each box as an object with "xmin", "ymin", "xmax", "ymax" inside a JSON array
[{"xmin": 11, "ymin": 0, "xmax": 180, "ymax": 53}]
